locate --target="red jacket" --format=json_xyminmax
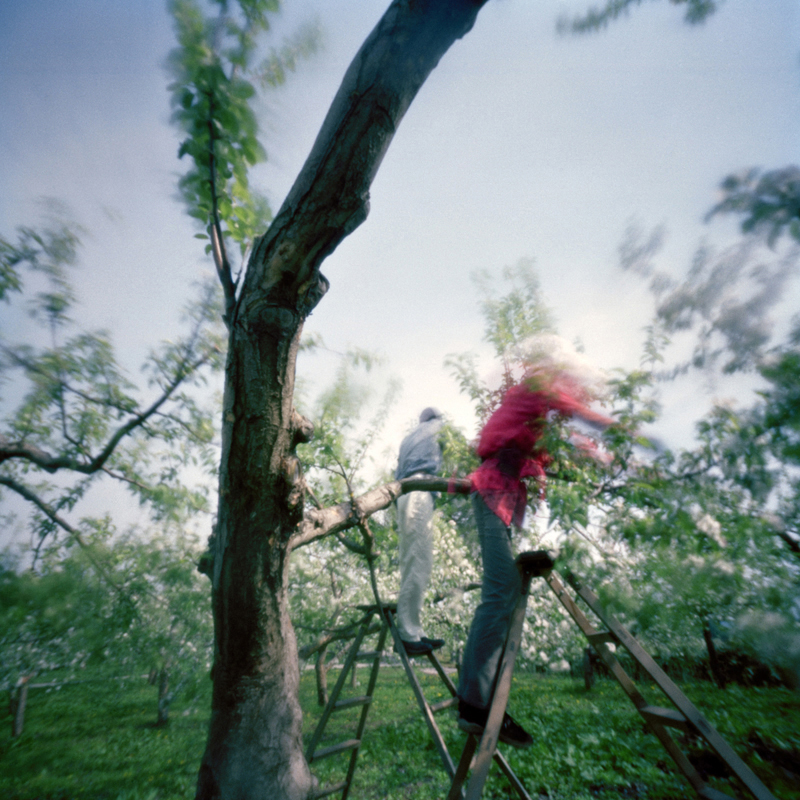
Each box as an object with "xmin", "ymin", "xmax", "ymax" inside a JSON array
[{"xmin": 470, "ymin": 380, "xmax": 609, "ymax": 527}]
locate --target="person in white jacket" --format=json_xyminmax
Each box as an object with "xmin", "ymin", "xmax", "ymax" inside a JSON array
[{"xmin": 395, "ymin": 408, "xmax": 446, "ymax": 656}]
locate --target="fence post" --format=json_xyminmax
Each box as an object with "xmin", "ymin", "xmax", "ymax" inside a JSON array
[
  {"xmin": 10, "ymin": 675, "xmax": 31, "ymax": 737},
  {"xmin": 315, "ymin": 644, "xmax": 329, "ymax": 706}
]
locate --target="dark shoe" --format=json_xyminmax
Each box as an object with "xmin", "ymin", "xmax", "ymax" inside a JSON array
[
  {"xmin": 456, "ymin": 701, "xmax": 486, "ymax": 736},
  {"xmin": 498, "ymin": 713, "xmax": 533, "ymax": 749},
  {"xmin": 515, "ymin": 549, "xmax": 555, "ymax": 577},
  {"xmin": 457, "ymin": 699, "xmax": 488, "ymax": 733},
  {"xmin": 421, "ymin": 636, "xmax": 445, "ymax": 650},
  {"xmin": 395, "ymin": 638, "xmax": 434, "ymax": 656},
  {"xmin": 456, "ymin": 700, "xmax": 533, "ymax": 749}
]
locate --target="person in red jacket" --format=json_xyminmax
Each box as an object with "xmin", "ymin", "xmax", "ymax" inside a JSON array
[{"xmin": 457, "ymin": 365, "xmax": 612, "ymax": 748}]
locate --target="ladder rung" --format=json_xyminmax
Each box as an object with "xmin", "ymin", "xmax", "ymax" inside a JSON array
[
  {"xmin": 334, "ymin": 695, "xmax": 372, "ymax": 710},
  {"xmin": 699, "ymin": 787, "xmax": 737, "ymax": 800},
  {"xmin": 355, "ymin": 650, "xmax": 380, "ymax": 660},
  {"xmin": 311, "ymin": 780, "xmax": 349, "ymax": 799},
  {"xmin": 429, "ymin": 696, "xmax": 459, "ymax": 714},
  {"xmin": 640, "ymin": 704, "xmax": 691, "ymax": 732},
  {"xmin": 587, "ymin": 631, "xmax": 616, "ymax": 646},
  {"xmin": 310, "ymin": 738, "xmax": 361, "ymax": 761}
]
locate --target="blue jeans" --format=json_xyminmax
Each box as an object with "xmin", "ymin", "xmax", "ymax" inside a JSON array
[{"xmin": 458, "ymin": 492, "xmax": 522, "ymax": 709}]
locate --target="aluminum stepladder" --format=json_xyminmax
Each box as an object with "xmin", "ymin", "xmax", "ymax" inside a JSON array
[
  {"xmin": 544, "ymin": 570, "xmax": 778, "ymax": 800},
  {"xmin": 305, "ymin": 600, "xmax": 530, "ymax": 800}
]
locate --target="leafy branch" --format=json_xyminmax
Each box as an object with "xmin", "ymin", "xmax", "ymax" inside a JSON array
[
  {"xmin": 167, "ymin": 0, "xmax": 320, "ymax": 326},
  {"xmin": 0, "ymin": 476, "xmax": 125, "ymax": 595},
  {"xmin": 0, "ymin": 351, "xmax": 216, "ymax": 475},
  {"xmin": 707, "ymin": 166, "xmax": 800, "ymax": 247},
  {"xmin": 556, "ymin": 0, "xmax": 719, "ymax": 35}
]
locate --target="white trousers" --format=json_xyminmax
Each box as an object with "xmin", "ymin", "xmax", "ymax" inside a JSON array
[{"xmin": 396, "ymin": 488, "xmax": 435, "ymax": 642}]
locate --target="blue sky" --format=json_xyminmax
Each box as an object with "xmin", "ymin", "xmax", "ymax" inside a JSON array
[{"xmin": 1, "ymin": 0, "xmax": 799, "ymax": 511}]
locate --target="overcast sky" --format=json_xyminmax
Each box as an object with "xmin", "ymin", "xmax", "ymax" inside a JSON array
[{"xmin": 1, "ymin": 0, "xmax": 799, "ymax": 514}]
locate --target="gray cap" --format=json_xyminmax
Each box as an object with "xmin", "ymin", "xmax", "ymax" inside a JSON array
[{"xmin": 419, "ymin": 407, "xmax": 442, "ymax": 423}]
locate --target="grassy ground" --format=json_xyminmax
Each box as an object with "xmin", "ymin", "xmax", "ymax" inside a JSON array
[
  {"xmin": 1, "ymin": 665, "xmax": 798, "ymax": 799},
  {"xmin": 302, "ymin": 666, "xmax": 800, "ymax": 800}
]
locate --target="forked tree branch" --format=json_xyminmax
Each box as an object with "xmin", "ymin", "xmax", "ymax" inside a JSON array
[
  {"xmin": 0, "ymin": 353, "xmax": 212, "ymax": 475},
  {"xmin": 240, "ymin": 0, "xmax": 490, "ymax": 322}
]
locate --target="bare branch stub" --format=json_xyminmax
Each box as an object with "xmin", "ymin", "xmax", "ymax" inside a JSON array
[{"xmin": 290, "ymin": 475, "xmax": 471, "ymax": 551}]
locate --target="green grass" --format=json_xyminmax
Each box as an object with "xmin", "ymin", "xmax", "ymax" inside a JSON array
[
  {"xmin": 0, "ymin": 673, "xmax": 205, "ymax": 800},
  {"xmin": 1, "ymin": 666, "xmax": 798, "ymax": 799},
  {"xmin": 302, "ymin": 668, "xmax": 800, "ymax": 800}
]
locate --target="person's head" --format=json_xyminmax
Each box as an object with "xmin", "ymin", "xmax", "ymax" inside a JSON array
[
  {"xmin": 419, "ymin": 407, "xmax": 442, "ymax": 423},
  {"xmin": 514, "ymin": 334, "xmax": 608, "ymax": 402}
]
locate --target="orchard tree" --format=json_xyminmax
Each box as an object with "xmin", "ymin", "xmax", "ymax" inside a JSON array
[
  {"xmin": 0, "ymin": 542, "xmax": 111, "ymax": 700},
  {"xmin": 3, "ymin": 2, "xmax": 486, "ymax": 794},
  {"xmin": 575, "ymin": 217, "xmax": 800, "ymax": 684},
  {"xmin": 165, "ymin": 2, "xmax": 489, "ymax": 798},
  {"xmin": 105, "ymin": 526, "xmax": 215, "ymax": 726},
  {"xmin": 0, "ymin": 521, "xmax": 214, "ymax": 730},
  {"xmin": 555, "ymin": 0, "xmax": 800, "ymax": 677},
  {"xmin": 0, "ymin": 212, "xmax": 222, "ymax": 726},
  {"xmin": 0, "ymin": 207, "xmax": 224, "ymax": 569}
]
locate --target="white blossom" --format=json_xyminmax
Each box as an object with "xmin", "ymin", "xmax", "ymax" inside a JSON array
[{"xmin": 696, "ymin": 512, "xmax": 727, "ymax": 547}]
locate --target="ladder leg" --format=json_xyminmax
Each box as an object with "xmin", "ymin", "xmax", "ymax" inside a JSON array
[
  {"xmin": 464, "ymin": 575, "xmax": 532, "ymax": 800},
  {"xmin": 340, "ymin": 618, "xmax": 390, "ymax": 800},
  {"xmin": 384, "ymin": 607, "xmax": 460, "ymax": 780},
  {"xmin": 449, "ymin": 551, "xmax": 551, "ymax": 800},
  {"xmin": 447, "ymin": 734, "xmax": 478, "ymax": 800}
]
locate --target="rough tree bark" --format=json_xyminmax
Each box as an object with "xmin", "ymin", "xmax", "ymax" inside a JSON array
[{"xmin": 195, "ymin": 2, "xmax": 487, "ymax": 798}]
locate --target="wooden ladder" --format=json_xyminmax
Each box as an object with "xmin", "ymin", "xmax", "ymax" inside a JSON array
[
  {"xmin": 306, "ymin": 599, "xmax": 530, "ymax": 800},
  {"xmin": 448, "ymin": 552, "xmax": 778, "ymax": 800},
  {"xmin": 545, "ymin": 570, "xmax": 778, "ymax": 800},
  {"xmin": 305, "ymin": 604, "xmax": 387, "ymax": 799},
  {"xmin": 307, "ymin": 556, "xmax": 778, "ymax": 800}
]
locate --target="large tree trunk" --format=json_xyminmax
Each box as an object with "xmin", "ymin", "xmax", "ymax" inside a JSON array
[{"xmin": 195, "ymin": 3, "xmax": 488, "ymax": 799}]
